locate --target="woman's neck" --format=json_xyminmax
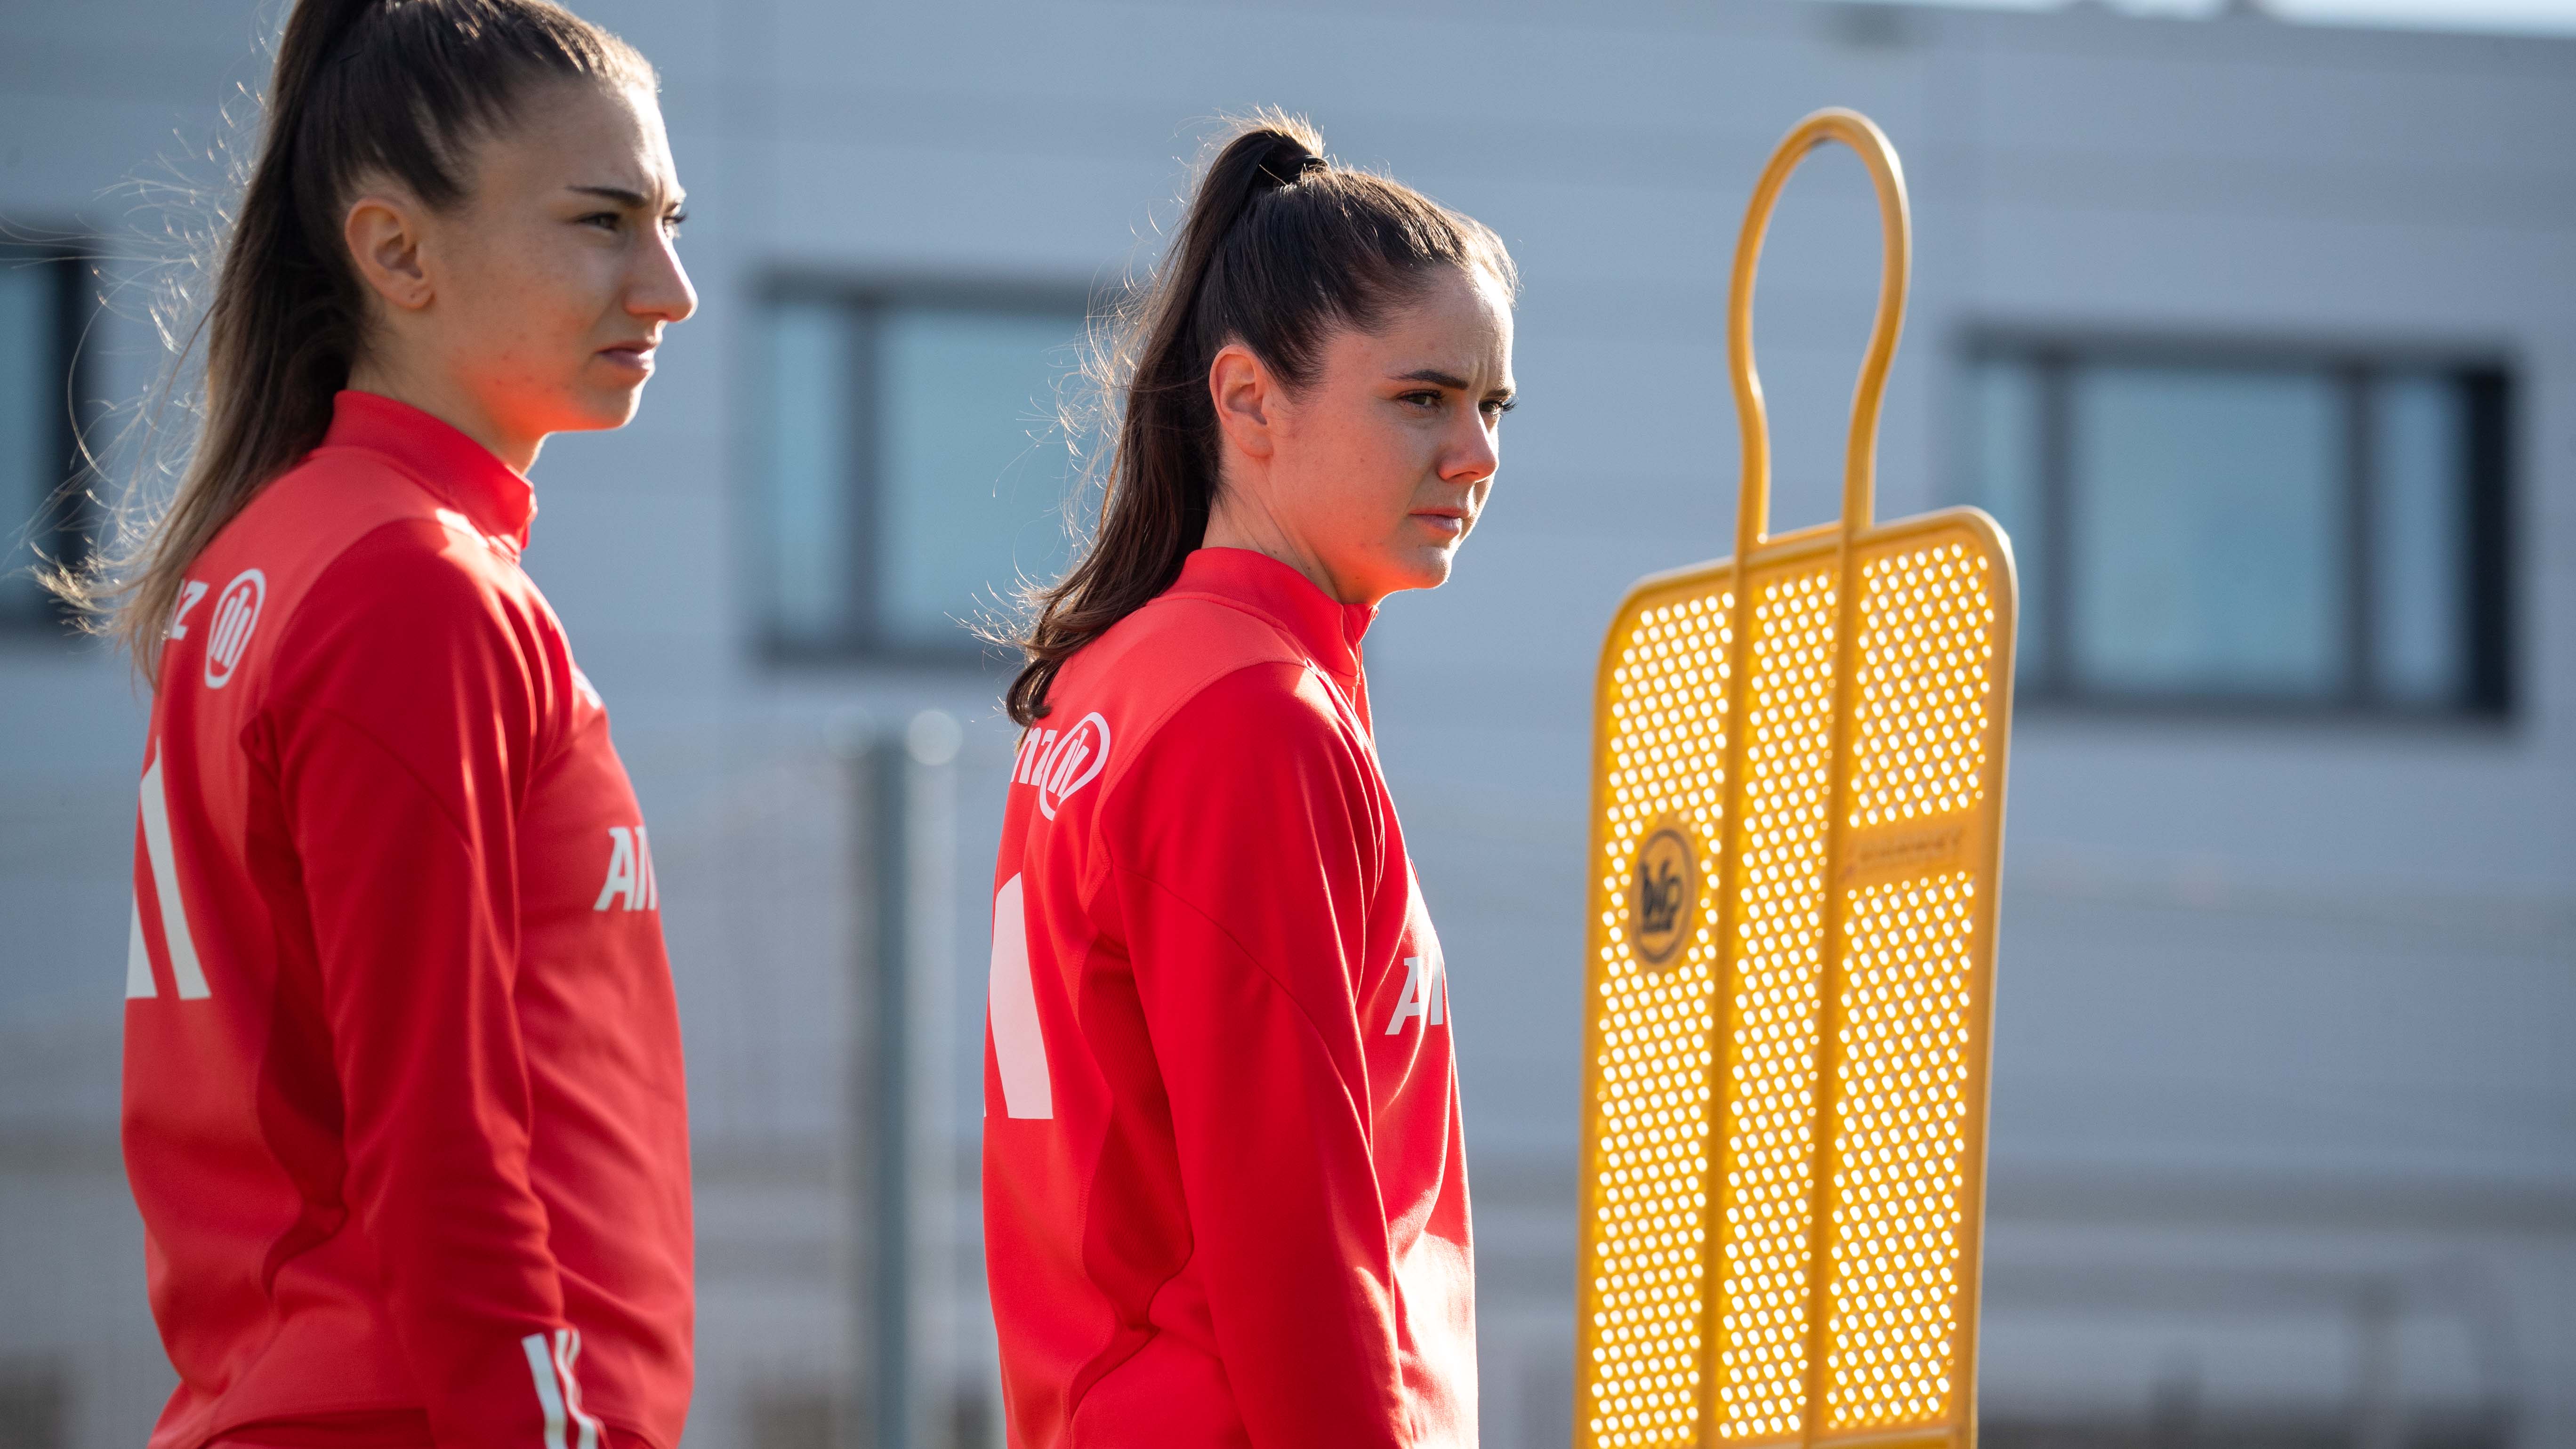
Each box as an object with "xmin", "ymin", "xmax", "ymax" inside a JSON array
[
  {"xmin": 1203, "ymin": 487, "xmax": 1357, "ymax": 606},
  {"xmin": 345, "ymin": 357, "xmax": 541, "ymax": 475}
]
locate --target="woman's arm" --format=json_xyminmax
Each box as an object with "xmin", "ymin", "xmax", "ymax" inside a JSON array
[
  {"xmin": 264, "ymin": 523, "xmax": 589, "ymax": 1449},
  {"xmin": 1105, "ymin": 663, "xmax": 1409, "ymax": 1449}
]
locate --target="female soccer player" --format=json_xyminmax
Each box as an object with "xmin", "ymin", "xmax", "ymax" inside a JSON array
[
  {"xmin": 75, "ymin": 2, "xmax": 697, "ymax": 1446},
  {"xmin": 984, "ymin": 115, "xmax": 1517, "ymax": 1448}
]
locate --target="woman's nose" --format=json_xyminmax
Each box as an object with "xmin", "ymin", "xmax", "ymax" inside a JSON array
[
  {"xmin": 630, "ymin": 232, "xmax": 699, "ymax": 325},
  {"xmin": 1442, "ymin": 411, "xmax": 1499, "ymax": 484}
]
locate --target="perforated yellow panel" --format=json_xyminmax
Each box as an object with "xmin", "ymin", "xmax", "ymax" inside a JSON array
[
  {"xmin": 1823, "ymin": 871, "xmax": 1978, "ymax": 1429},
  {"xmin": 1709, "ymin": 564, "xmax": 1837, "ymax": 1439},
  {"xmin": 1577, "ymin": 523, "xmax": 2011, "ymax": 1449},
  {"xmin": 1573, "ymin": 107, "xmax": 2017, "ymax": 1449},
  {"xmin": 1809, "ymin": 540, "xmax": 2004, "ymax": 1433},
  {"xmin": 1850, "ymin": 545, "xmax": 1997, "ymax": 832},
  {"xmin": 1586, "ymin": 592, "xmax": 1733, "ymax": 1449}
]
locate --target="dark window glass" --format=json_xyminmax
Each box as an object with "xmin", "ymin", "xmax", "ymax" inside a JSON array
[
  {"xmin": 2070, "ymin": 365, "xmax": 2345, "ymax": 699},
  {"xmin": 1959, "ymin": 341, "xmax": 2509, "ymax": 715},
  {"xmin": 2370, "ymin": 372, "xmax": 2470, "ymax": 706},
  {"xmin": 756, "ymin": 290, "xmax": 1086, "ymax": 659},
  {"xmin": 0, "ymin": 246, "xmax": 90, "ymax": 628},
  {"xmin": 1967, "ymin": 356, "xmax": 2048, "ymax": 684},
  {"xmin": 764, "ymin": 300, "xmax": 857, "ymax": 645}
]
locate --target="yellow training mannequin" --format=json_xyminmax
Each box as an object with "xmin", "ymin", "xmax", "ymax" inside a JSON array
[{"xmin": 1573, "ymin": 108, "xmax": 2018, "ymax": 1449}]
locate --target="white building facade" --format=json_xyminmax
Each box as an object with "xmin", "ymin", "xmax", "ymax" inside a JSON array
[{"xmin": 0, "ymin": 2, "xmax": 2569, "ymax": 1447}]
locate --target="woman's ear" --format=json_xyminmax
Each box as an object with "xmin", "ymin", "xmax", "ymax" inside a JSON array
[
  {"xmin": 1208, "ymin": 342, "xmax": 1279, "ymax": 463},
  {"xmin": 344, "ymin": 192, "xmax": 435, "ymax": 313}
]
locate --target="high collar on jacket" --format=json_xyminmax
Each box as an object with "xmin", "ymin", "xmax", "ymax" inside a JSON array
[
  {"xmin": 322, "ymin": 390, "xmax": 537, "ymax": 556},
  {"xmin": 1167, "ymin": 547, "xmax": 1378, "ymax": 721}
]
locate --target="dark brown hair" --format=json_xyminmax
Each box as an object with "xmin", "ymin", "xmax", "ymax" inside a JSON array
[
  {"xmin": 1003, "ymin": 112, "xmax": 1516, "ymax": 725},
  {"xmin": 52, "ymin": 0, "xmax": 651, "ymax": 675}
]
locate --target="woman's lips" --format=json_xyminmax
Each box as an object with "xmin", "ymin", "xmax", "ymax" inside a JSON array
[
  {"xmin": 597, "ymin": 343, "xmax": 656, "ymax": 375},
  {"xmin": 1414, "ymin": 510, "xmax": 1468, "ymax": 538}
]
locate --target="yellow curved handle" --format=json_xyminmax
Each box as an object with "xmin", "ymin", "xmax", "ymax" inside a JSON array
[{"xmin": 1728, "ymin": 107, "xmax": 1912, "ymax": 560}]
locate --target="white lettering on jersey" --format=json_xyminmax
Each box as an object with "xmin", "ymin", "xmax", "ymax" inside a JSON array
[
  {"xmin": 202, "ymin": 569, "xmax": 266, "ymax": 689},
  {"xmin": 1013, "ymin": 728, "xmax": 1056, "ymax": 785},
  {"xmin": 167, "ymin": 580, "xmax": 209, "ymax": 641},
  {"xmin": 1385, "ymin": 950, "xmax": 1448, "ymax": 1035},
  {"xmin": 986, "ymin": 874, "xmax": 1054, "ymax": 1119},
  {"xmin": 1033, "ymin": 712, "xmax": 1111, "ymax": 820},
  {"xmin": 593, "ymin": 825, "xmax": 658, "ymax": 912},
  {"xmin": 596, "ymin": 828, "xmax": 636, "ymax": 910},
  {"xmin": 136, "ymin": 754, "xmax": 211, "ymax": 999}
]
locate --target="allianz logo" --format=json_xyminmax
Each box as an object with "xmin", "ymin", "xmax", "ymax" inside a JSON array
[
  {"xmin": 1012, "ymin": 711, "xmax": 1112, "ymax": 821},
  {"xmin": 173, "ymin": 568, "xmax": 266, "ymax": 691}
]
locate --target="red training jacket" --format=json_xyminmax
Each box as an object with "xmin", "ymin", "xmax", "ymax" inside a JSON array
[
  {"xmin": 121, "ymin": 391, "xmax": 692, "ymax": 1449},
  {"xmin": 982, "ymin": 547, "xmax": 1475, "ymax": 1449}
]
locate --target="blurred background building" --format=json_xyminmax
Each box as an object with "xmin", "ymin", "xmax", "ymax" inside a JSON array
[{"xmin": 1, "ymin": 0, "xmax": 2570, "ymax": 1447}]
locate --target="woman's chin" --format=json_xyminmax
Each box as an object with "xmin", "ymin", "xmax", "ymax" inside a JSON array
[
  {"xmin": 1385, "ymin": 545, "xmax": 1458, "ymax": 595},
  {"xmin": 559, "ymin": 382, "xmax": 647, "ymax": 433}
]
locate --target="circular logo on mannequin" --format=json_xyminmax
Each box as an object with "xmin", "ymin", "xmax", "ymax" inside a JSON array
[{"xmin": 1629, "ymin": 816, "xmax": 1702, "ymax": 970}]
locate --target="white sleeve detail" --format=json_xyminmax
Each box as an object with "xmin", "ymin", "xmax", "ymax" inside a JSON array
[
  {"xmin": 520, "ymin": 1332, "xmax": 570, "ymax": 1449},
  {"xmin": 987, "ymin": 874, "xmax": 1055, "ymax": 1119},
  {"xmin": 125, "ymin": 897, "xmax": 155, "ymax": 999},
  {"xmin": 553, "ymin": 1328, "xmax": 604, "ymax": 1449},
  {"xmin": 138, "ymin": 757, "xmax": 210, "ymax": 999}
]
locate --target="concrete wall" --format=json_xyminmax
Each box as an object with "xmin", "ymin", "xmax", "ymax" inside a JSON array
[{"xmin": 1, "ymin": 2, "xmax": 2569, "ymax": 1446}]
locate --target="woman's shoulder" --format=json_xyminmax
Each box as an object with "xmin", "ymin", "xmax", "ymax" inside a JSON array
[
  {"xmin": 226, "ymin": 443, "xmax": 514, "ymax": 590},
  {"xmin": 1066, "ymin": 591, "xmax": 1331, "ymax": 726},
  {"xmin": 219, "ymin": 454, "xmax": 554, "ymax": 696},
  {"xmin": 1069, "ymin": 639, "xmax": 1380, "ymax": 872},
  {"xmin": 1153, "ymin": 653, "xmax": 1356, "ymax": 752},
  {"xmin": 1045, "ymin": 598, "xmax": 1363, "ymax": 813}
]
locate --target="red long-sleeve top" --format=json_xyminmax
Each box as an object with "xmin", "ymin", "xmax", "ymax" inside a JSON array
[
  {"xmin": 982, "ymin": 547, "xmax": 1475, "ymax": 1449},
  {"xmin": 121, "ymin": 391, "xmax": 692, "ymax": 1449}
]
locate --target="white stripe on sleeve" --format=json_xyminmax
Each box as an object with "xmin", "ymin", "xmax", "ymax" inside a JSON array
[
  {"xmin": 521, "ymin": 1332, "xmax": 570, "ymax": 1449},
  {"xmin": 986, "ymin": 875, "xmax": 1053, "ymax": 1119},
  {"xmin": 553, "ymin": 1328, "xmax": 603, "ymax": 1449},
  {"xmin": 137, "ymin": 757, "xmax": 210, "ymax": 999},
  {"xmin": 125, "ymin": 897, "xmax": 155, "ymax": 999}
]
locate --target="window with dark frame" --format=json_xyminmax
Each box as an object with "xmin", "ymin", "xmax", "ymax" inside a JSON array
[
  {"xmin": 0, "ymin": 243, "xmax": 96, "ymax": 629},
  {"xmin": 1958, "ymin": 337, "xmax": 2511, "ymax": 716},
  {"xmin": 754, "ymin": 283, "xmax": 1093, "ymax": 661}
]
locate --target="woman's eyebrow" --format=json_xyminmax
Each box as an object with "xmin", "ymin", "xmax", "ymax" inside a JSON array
[
  {"xmin": 567, "ymin": 183, "xmax": 687, "ymax": 209},
  {"xmin": 1391, "ymin": 367, "xmax": 1472, "ymax": 389}
]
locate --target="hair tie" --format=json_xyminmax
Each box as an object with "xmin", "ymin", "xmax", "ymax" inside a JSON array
[{"xmin": 1255, "ymin": 140, "xmax": 1325, "ymax": 191}]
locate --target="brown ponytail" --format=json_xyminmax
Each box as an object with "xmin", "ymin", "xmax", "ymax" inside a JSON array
[
  {"xmin": 1003, "ymin": 111, "xmax": 1516, "ymax": 725},
  {"xmin": 50, "ymin": 0, "xmax": 651, "ymax": 677}
]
